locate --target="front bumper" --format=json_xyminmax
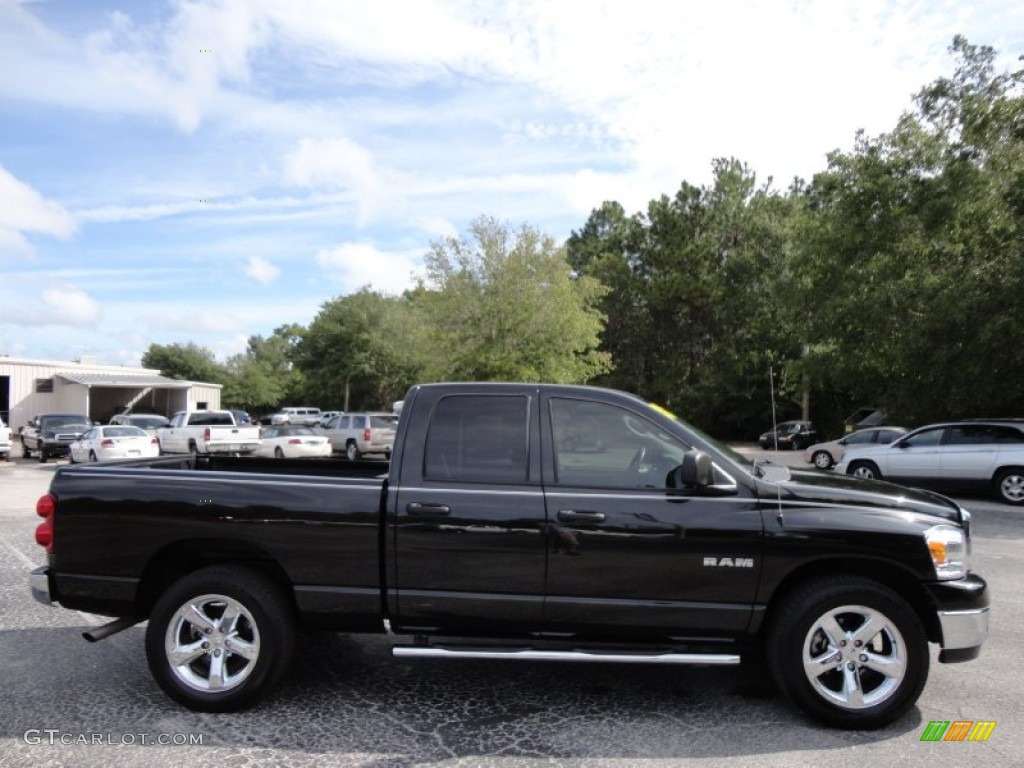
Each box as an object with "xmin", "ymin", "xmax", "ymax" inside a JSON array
[
  {"xmin": 30, "ymin": 566, "xmax": 55, "ymax": 606},
  {"xmin": 926, "ymin": 573, "xmax": 990, "ymax": 662}
]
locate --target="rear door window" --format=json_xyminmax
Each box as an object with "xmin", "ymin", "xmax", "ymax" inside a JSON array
[{"xmin": 424, "ymin": 396, "xmax": 529, "ymax": 483}]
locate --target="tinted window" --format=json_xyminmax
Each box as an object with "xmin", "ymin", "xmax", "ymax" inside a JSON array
[
  {"xmin": 946, "ymin": 426, "xmax": 994, "ymax": 445},
  {"xmin": 339, "ymin": 416, "xmax": 350, "ymax": 429},
  {"xmin": 352, "ymin": 416, "xmax": 367, "ymax": 429},
  {"xmin": 189, "ymin": 412, "xmax": 234, "ymax": 426},
  {"xmin": 876, "ymin": 429, "xmax": 903, "ymax": 444},
  {"xmin": 550, "ymin": 398, "xmax": 688, "ymax": 489},
  {"xmin": 843, "ymin": 430, "xmax": 874, "ymax": 445},
  {"xmin": 262, "ymin": 428, "xmax": 279, "ymax": 438},
  {"xmin": 370, "ymin": 415, "xmax": 398, "ymax": 429},
  {"xmin": 994, "ymin": 426, "xmax": 1024, "ymax": 443},
  {"xmin": 947, "ymin": 425, "xmax": 1024, "ymax": 445},
  {"xmin": 424, "ymin": 395, "xmax": 529, "ymax": 483},
  {"xmin": 902, "ymin": 428, "xmax": 944, "ymax": 447}
]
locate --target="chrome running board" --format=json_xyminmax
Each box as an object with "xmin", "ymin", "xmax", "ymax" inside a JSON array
[{"xmin": 392, "ymin": 646, "xmax": 740, "ymax": 665}]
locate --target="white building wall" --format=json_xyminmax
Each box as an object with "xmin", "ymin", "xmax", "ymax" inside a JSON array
[
  {"xmin": 187, "ymin": 384, "xmax": 222, "ymax": 410},
  {"xmin": 3, "ymin": 361, "xmax": 82, "ymax": 430},
  {"xmin": 0, "ymin": 357, "xmax": 222, "ymax": 430}
]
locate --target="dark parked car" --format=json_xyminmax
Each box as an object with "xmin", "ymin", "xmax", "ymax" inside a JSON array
[{"xmin": 758, "ymin": 420, "xmax": 820, "ymax": 450}]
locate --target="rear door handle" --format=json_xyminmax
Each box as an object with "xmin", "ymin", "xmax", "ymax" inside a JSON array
[
  {"xmin": 557, "ymin": 509, "xmax": 605, "ymax": 523},
  {"xmin": 407, "ymin": 502, "xmax": 451, "ymax": 516}
]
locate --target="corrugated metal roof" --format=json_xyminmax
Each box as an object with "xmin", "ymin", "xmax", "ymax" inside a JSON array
[{"xmin": 57, "ymin": 373, "xmax": 193, "ymax": 388}]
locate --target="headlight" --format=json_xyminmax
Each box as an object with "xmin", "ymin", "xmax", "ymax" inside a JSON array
[{"xmin": 925, "ymin": 525, "xmax": 968, "ymax": 580}]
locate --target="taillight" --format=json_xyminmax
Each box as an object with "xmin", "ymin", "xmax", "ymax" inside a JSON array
[
  {"xmin": 364, "ymin": 428, "xmax": 371, "ymax": 442},
  {"xmin": 288, "ymin": 438, "xmax": 301, "ymax": 444},
  {"xmin": 35, "ymin": 494, "xmax": 55, "ymax": 553},
  {"xmin": 150, "ymin": 437, "xmax": 159, "ymax": 445},
  {"xmin": 101, "ymin": 439, "xmax": 114, "ymax": 447},
  {"xmin": 204, "ymin": 427, "xmax": 211, "ymax": 442}
]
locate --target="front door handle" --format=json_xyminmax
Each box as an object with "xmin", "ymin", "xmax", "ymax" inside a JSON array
[
  {"xmin": 407, "ymin": 502, "xmax": 451, "ymax": 516},
  {"xmin": 557, "ymin": 509, "xmax": 605, "ymax": 523}
]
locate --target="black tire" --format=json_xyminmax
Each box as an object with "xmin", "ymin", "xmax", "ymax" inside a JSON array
[
  {"xmin": 345, "ymin": 441, "xmax": 360, "ymax": 461},
  {"xmin": 189, "ymin": 441, "xmax": 199, "ymax": 460},
  {"xmin": 38, "ymin": 446, "xmax": 48, "ymax": 463},
  {"xmin": 812, "ymin": 451, "xmax": 834, "ymax": 470},
  {"xmin": 89, "ymin": 450, "xmax": 98, "ymax": 463},
  {"xmin": 145, "ymin": 565, "xmax": 295, "ymax": 712},
  {"xmin": 22, "ymin": 440, "xmax": 31, "ymax": 459},
  {"xmin": 274, "ymin": 447, "xmax": 284, "ymax": 459},
  {"xmin": 994, "ymin": 467, "xmax": 1024, "ymax": 506},
  {"xmin": 766, "ymin": 576, "xmax": 928, "ymax": 729},
  {"xmin": 848, "ymin": 460, "xmax": 881, "ymax": 480}
]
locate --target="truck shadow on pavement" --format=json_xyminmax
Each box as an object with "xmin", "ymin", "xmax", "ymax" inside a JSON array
[{"xmin": 0, "ymin": 626, "xmax": 924, "ymax": 766}]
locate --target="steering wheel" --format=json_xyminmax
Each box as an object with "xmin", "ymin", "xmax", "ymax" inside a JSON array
[{"xmin": 628, "ymin": 445, "xmax": 648, "ymax": 472}]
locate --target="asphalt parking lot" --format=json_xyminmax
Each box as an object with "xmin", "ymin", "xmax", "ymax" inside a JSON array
[{"xmin": 0, "ymin": 454, "xmax": 1022, "ymax": 767}]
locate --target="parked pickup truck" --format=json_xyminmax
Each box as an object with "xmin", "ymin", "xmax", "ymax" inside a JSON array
[
  {"xmin": 20, "ymin": 412, "xmax": 93, "ymax": 463},
  {"xmin": 30, "ymin": 383, "xmax": 989, "ymax": 729},
  {"xmin": 157, "ymin": 410, "xmax": 261, "ymax": 455}
]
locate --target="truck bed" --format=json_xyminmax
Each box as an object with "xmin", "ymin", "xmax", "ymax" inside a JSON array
[{"xmin": 46, "ymin": 455, "xmax": 388, "ymax": 630}]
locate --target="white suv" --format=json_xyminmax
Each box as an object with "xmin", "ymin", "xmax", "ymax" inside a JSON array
[
  {"xmin": 318, "ymin": 412, "xmax": 398, "ymax": 460},
  {"xmin": 270, "ymin": 407, "xmax": 323, "ymax": 426}
]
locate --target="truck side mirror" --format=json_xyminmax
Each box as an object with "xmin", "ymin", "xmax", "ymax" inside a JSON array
[{"xmin": 673, "ymin": 449, "xmax": 713, "ymax": 488}]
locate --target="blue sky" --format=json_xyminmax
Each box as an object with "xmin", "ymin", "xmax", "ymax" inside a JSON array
[{"xmin": 2, "ymin": 0, "xmax": 1022, "ymax": 366}]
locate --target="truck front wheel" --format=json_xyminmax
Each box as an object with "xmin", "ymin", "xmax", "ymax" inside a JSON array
[
  {"xmin": 766, "ymin": 576, "xmax": 928, "ymax": 729},
  {"xmin": 145, "ymin": 565, "xmax": 295, "ymax": 712}
]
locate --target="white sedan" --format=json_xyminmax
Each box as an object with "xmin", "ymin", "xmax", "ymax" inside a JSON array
[
  {"xmin": 69, "ymin": 425, "xmax": 160, "ymax": 463},
  {"xmin": 254, "ymin": 426, "xmax": 332, "ymax": 458}
]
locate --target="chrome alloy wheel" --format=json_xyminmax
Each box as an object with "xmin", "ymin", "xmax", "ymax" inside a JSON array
[
  {"xmin": 1000, "ymin": 471, "xmax": 1024, "ymax": 503},
  {"xmin": 164, "ymin": 593, "xmax": 261, "ymax": 693},
  {"xmin": 801, "ymin": 604, "xmax": 906, "ymax": 710}
]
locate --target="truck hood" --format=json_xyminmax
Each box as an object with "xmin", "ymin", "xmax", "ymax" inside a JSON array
[{"xmin": 761, "ymin": 468, "xmax": 965, "ymax": 525}]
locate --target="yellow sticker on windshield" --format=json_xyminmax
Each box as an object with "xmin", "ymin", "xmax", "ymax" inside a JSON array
[{"xmin": 648, "ymin": 403, "xmax": 679, "ymax": 421}]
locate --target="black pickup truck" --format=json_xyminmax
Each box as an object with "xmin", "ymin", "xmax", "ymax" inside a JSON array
[{"xmin": 30, "ymin": 383, "xmax": 989, "ymax": 728}]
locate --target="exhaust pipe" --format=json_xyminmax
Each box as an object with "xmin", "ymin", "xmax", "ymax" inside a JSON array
[{"xmin": 83, "ymin": 615, "xmax": 142, "ymax": 643}]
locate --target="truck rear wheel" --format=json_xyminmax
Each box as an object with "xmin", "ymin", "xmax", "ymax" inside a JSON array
[
  {"xmin": 145, "ymin": 565, "xmax": 295, "ymax": 712},
  {"xmin": 766, "ymin": 576, "xmax": 928, "ymax": 729},
  {"xmin": 345, "ymin": 441, "xmax": 361, "ymax": 461}
]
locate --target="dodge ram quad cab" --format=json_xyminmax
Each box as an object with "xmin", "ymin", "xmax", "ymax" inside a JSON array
[{"xmin": 29, "ymin": 383, "xmax": 989, "ymax": 729}]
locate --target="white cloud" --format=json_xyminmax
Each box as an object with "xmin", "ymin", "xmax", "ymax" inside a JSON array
[
  {"xmin": 143, "ymin": 310, "xmax": 247, "ymax": 334},
  {"xmin": 316, "ymin": 243, "xmax": 423, "ymax": 295},
  {"xmin": 36, "ymin": 285, "xmax": 102, "ymax": 326},
  {"xmin": 244, "ymin": 255, "xmax": 281, "ymax": 284},
  {"xmin": 0, "ymin": 166, "xmax": 76, "ymax": 253}
]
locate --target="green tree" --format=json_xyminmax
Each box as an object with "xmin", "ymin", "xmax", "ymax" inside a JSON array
[
  {"xmin": 296, "ymin": 289, "xmax": 425, "ymax": 410},
  {"xmin": 792, "ymin": 36, "xmax": 1024, "ymax": 423},
  {"xmin": 568, "ymin": 161, "xmax": 800, "ymax": 435},
  {"xmin": 221, "ymin": 324, "xmax": 306, "ymax": 409},
  {"xmin": 418, "ymin": 216, "xmax": 611, "ymax": 383},
  {"xmin": 142, "ymin": 342, "xmax": 226, "ymax": 384}
]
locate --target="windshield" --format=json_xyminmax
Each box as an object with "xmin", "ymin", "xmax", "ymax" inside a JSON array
[
  {"xmin": 42, "ymin": 415, "xmax": 91, "ymax": 429},
  {"xmin": 129, "ymin": 416, "xmax": 169, "ymax": 429}
]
